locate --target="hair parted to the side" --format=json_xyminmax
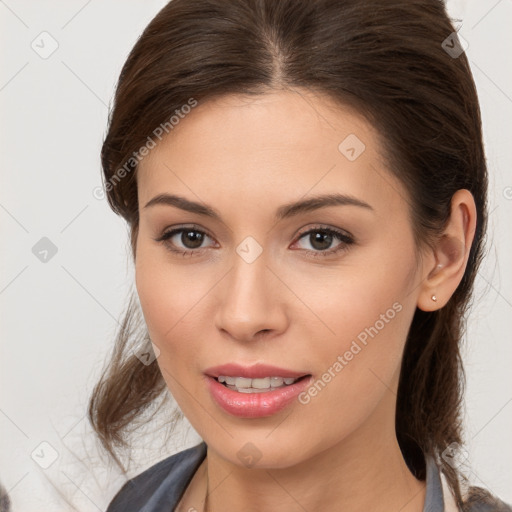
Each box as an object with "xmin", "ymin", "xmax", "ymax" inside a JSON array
[{"xmin": 89, "ymin": 0, "xmax": 488, "ymax": 508}]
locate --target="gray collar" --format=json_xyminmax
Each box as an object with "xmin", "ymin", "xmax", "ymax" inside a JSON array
[{"xmin": 424, "ymin": 453, "xmax": 447, "ymax": 511}]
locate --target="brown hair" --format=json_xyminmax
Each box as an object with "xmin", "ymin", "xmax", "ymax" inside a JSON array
[{"xmin": 89, "ymin": 0, "xmax": 488, "ymax": 507}]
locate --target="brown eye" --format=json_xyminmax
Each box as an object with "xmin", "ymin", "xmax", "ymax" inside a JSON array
[
  {"xmin": 294, "ymin": 227, "xmax": 354, "ymax": 255},
  {"xmin": 155, "ymin": 226, "xmax": 216, "ymax": 255},
  {"xmin": 180, "ymin": 230, "xmax": 205, "ymax": 249},
  {"xmin": 308, "ymin": 231, "xmax": 334, "ymax": 251}
]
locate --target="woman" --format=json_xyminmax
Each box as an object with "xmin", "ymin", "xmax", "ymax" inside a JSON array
[{"xmin": 89, "ymin": 0, "xmax": 512, "ymax": 510}]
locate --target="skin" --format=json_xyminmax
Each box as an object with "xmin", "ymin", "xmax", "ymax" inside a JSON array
[{"xmin": 134, "ymin": 89, "xmax": 476, "ymax": 512}]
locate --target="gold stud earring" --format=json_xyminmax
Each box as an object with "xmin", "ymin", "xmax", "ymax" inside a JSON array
[{"xmin": 431, "ymin": 295, "xmax": 437, "ymax": 302}]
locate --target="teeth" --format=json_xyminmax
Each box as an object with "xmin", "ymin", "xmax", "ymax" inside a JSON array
[
  {"xmin": 270, "ymin": 377, "xmax": 284, "ymax": 387},
  {"xmin": 216, "ymin": 375, "xmax": 301, "ymax": 391},
  {"xmin": 234, "ymin": 377, "xmax": 252, "ymax": 388},
  {"xmin": 252, "ymin": 377, "xmax": 271, "ymax": 389}
]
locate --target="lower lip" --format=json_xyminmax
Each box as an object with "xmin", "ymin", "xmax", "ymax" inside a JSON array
[{"xmin": 205, "ymin": 375, "xmax": 313, "ymax": 418}]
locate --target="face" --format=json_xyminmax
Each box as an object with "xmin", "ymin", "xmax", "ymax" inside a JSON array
[{"xmin": 135, "ymin": 89, "xmax": 426, "ymax": 468}]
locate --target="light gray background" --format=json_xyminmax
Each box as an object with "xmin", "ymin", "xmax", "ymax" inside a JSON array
[{"xmin": 1, "ymin": 1, "xmax": 511, "ymax": 510}]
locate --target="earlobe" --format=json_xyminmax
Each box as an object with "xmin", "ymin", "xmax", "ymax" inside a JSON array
[
  {"xmin": 417, "ymin": 235, "xmax": 466, "ymax": 311},
  {"xmin": 417, "ymin": 189, "xmax": 477, "ymax": 312}
]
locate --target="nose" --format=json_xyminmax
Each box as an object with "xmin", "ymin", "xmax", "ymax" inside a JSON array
[{"xmin": 214, "ymin": 250, "xmax": 289, "ymax": 343}]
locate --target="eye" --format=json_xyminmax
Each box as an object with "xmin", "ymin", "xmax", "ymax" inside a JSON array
[
  {"xmin": 155, "ymin": 225, "xmax": 216, "ymax": 256},
  {"xmin": 292, "ymin": 226, "xmax": 354, "ymax": 258}
]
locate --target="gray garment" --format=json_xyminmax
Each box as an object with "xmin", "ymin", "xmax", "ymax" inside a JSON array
[{"xmin": 106, "ymin": 442, "xmax": 512, "ymax": 512}]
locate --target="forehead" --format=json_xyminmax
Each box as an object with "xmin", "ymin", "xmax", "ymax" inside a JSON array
[{"xmin": 136, "ymin": 89, "xmax": 408, "ymax": 218}]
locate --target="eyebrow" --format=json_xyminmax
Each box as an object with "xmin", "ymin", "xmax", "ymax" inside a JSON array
[{"xmin": 143, "ymin": 192, "xmax": 374, "ymax": 220}]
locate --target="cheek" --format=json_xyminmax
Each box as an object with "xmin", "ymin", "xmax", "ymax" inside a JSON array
[
  {"xmin": 278, "ymin": 241, "xmax": 416, "ymax": 351},
  {"xmin": 134, "ymin": 253, "xmax": 206, "ymax": 410},
  {"xmin": 289, "ymin": 244, "xmax": 417, "ymax": 424},
  {"xmin": 304, "ymin": 300, "xmax": 407, "ymax": 413},
  {"xmin": 136, "ymin": 261, "xmax": 197, "ymax": 341},
  {"xmin": 134, "ymin": 243, "xmax": 218, "ymax": 367}
]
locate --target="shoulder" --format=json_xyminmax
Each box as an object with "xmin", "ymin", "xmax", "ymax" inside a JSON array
[
  {"xmin": 106, "ymin": 441, "xmax": 207, "ymax": 512},
  {"xmin": 463, "ymin": 486, "xmax": 512, "ymax": 512}
]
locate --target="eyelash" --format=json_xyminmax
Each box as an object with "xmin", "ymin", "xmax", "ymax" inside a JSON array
[{"xmin": 154, "ymin": 224, "xmax": 355, "ymax": 259}]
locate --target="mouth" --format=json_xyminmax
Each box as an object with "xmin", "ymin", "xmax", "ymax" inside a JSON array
[
  {"xmin": 214, "ymin": 374, "xmax": 311, "ymax": 393},
  {"xmin": 205, "ymin": 372, "xmax": 314, "ymax": 418}
]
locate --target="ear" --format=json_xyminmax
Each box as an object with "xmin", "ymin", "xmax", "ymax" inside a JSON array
[{"xmin": 417, "ymin": 189, "xmax": 477, "ymax": 312}]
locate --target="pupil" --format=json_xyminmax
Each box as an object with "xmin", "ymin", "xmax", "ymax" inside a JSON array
[
  {"xmin": 311, "ymin": 231, "xmax": 332, "ymax": 250},
  {"xmin": 182, "ymin": 230, "xmax": 204, "ymax": 249}
]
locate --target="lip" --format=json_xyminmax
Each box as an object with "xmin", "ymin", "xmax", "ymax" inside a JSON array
[
  {"xmin": 205, "ymin": 373, "xmax": 313, "ymax": 418},
  {"xmin": 204, "ymin": 363, "xmax": 309, "ymax": 379}
]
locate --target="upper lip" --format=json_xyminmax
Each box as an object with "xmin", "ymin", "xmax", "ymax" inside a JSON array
[{"xmin": 204, "ymin": 363, "xmax": 310, "ymax": 379}]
